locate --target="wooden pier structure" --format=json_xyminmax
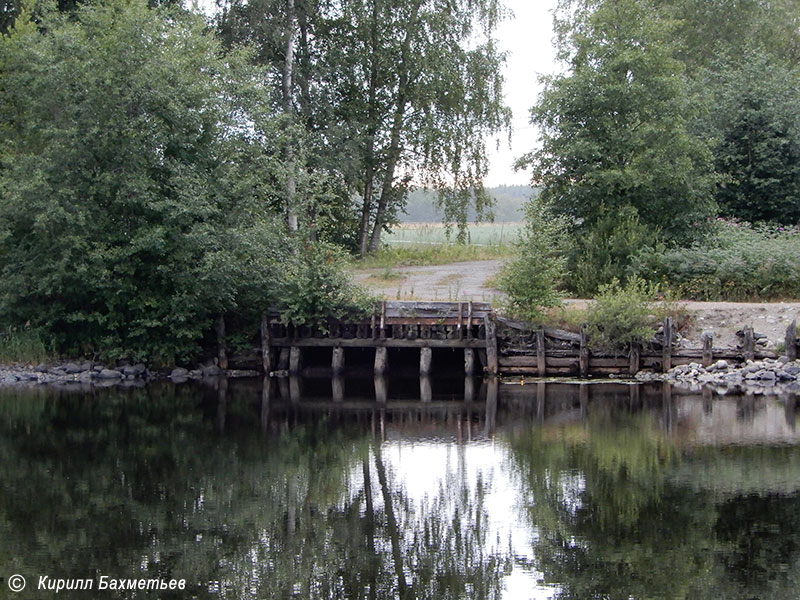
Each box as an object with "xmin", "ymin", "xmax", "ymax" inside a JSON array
[{"xmin": 256, "ymin": 302, "xmax": 799, "ymax": 379}]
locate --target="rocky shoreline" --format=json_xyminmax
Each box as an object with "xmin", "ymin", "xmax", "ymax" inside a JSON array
[
  {"xmin": 0, "ymin": 360, "xmax": 259, "ymax": 387},
  {"xmin": 635, "ymin": 357, "xmax": 800, "ymax": 394}
]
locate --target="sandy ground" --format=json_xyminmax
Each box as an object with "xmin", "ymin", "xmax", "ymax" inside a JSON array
[{"xmin": 352, "ymin": 260, "xmax": 800, "ymax": 349}]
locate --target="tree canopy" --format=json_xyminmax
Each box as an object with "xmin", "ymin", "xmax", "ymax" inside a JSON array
[{"xmin": 0, "ymin": 1, "xmax": 301, "ymax": 363}]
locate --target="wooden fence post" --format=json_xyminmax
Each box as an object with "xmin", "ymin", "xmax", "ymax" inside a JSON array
[
  {"xmin": 629, "ymin": 342, "xmax": 640, "ymax": 376},
  {"xmin": 484, "ymin": 314, "xmax": 498, "ymax": 376},
  {"xmin": 702, "ymin": 331, "xmax": 714, "ymax": 367},
  {"xmin": 786, "ymin": 320, "xmax": 797, "ymax": 361},
  {"xmin": 537, "ymin": 328, "xmax": 546, "ymax": 377},
  {"xmin": 743, "ymin": 325, "xmax": 755, "ymax": 361},
  {"xmin": 662, "ymin": 317, "xmax": 673, "ymax": 373}
]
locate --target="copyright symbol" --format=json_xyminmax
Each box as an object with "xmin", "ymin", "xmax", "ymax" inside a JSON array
[{"xmin": 8, "ymin": 574, "xmax": 26, "ymax": 592}]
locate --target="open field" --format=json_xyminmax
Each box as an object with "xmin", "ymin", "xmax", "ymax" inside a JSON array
[{"xmin": 385, "ymin": 222, "xmax": 522, "ymax": 247}]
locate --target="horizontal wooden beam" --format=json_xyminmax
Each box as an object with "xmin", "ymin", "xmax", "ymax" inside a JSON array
[{"xmin": 270, "ymin": 338, "xmax": 487, "ymax": 349}]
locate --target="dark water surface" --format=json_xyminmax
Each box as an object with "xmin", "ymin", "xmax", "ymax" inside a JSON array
[{"xmin": 2, "ymin": 376, "xmax": 800, "ymax": 599}]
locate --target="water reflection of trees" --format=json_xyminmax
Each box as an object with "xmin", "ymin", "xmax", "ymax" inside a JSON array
[
  {"xmin": 506, "ymin": 404, "xmax": 800, "ymax": 600},
  {"xmin": 0, "ymin": 384, "xmax": 508, "ymax": 599}
]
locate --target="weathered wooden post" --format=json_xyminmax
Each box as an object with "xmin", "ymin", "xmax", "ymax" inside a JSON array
[
  {"xmin": 332, "ymin": 375, "xmax": 344, "ymax": 403},
  {"xmin": 216, "ymin": 315, "xmax": 228, "ymax": 370},
  {"xmin": 484, "ymin": 314, "xmax": 498, "ymax": 376},
  {"xmin": 579, "ymin": 324, "xmax": 589, "ymax": 378},
  {"xmin": 464, "ymin": 348, "xmax": 476, "ymax": 376},
  {"xmin": 374, "ymin": 375, "xmax": 388, "ymax": 403},
  {"xmin": 332, "ymin": 346, "xmax": 345, "ymax": 375},
  {"xmin": 537, "ymin": 328, "xmax": 547, "ymax": 377},
  {"xmin": 420, "ymin": 376, "xmax": 432, "ymax": 402},
  {"xmin": 464, "ymin": 376, "xmax": 475, "ymax": 403},
  {"xmin": 702, "ymin": 331, "xmax": 714, "ymax": 367},
  {"xmin": 420, "ymin": 347, "xmax": 433, "ymax": 376},
  {"xmin": 374, "ymin": 346, "xmax": 388, "ymax": 375},
  {"xmin": 289, "ymin": 346, "xmax": 303, "ymax": 374},
  {"xmin": 743, "ymin": 325, "xmax": 755, "ymax": 361},
  {"xmin": 662, "ymin": 317, "xmax": 674, "ymax": 372},
  {"xmin": 467, "ymin": 301, "xmax": 474, "ymax": 340},
  {"xmin": 278, "ymin": 347, "xmax": 290, "ymax": 371},
  {"xmin": 786, "ymin": 320, "xmax": 797, "ymax": 361},
  {"xmin": 289, "ymin": 375, "xmax": 301, "ymax": 404},
  {"xmin": 380, "ymin": 301, "xmax": 387, "ymax": 340},
  {"xmin": 457, "ymin": 302, "xmax": 464, "ymax": 340},
  {"xmin": 629, "ymin": 342, "xmax": 640, "ymax": 376},
  {"xmin": 260, "ymin": 315, "xmax": 272, "ymax": 374}
]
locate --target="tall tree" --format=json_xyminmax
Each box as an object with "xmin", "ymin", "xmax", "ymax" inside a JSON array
[
  {"xmin": 521, "ymin": 0, "xmax": 716, "ymax": 243},
  {"xmin": 0, "ymin": 0, "xmax": 289, "ymax": 362},
  {"xmin": 218, "ymin": 0, "xmax": 510, "ymax": 254}
]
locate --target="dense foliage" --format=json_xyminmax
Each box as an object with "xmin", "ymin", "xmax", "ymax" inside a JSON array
[
  {"xmin": 218, "ymin": 0, "xmax": 510, "ymax": 253},
  {"xmin": 0, "ymin": 1, "xmax": 367, "ymax": 364},
  {"xmin": 506, "ymin": 0, "xmax": 800, "ymax": 306}
]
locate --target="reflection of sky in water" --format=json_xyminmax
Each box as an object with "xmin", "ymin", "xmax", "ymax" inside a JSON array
[{"xmin": 357, "ymin": 439, "xmax": 568, "ymax": 600}]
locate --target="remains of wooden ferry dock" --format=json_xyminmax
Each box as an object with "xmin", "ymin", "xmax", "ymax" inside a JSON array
[{"xmin": 257, "ymin": 301, "xmax": 799, "ymax": 378}]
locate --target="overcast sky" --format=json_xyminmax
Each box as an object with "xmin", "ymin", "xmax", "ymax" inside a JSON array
[{"xmin": 484, "ymin": 0, "xmax": 561, "ymax": 187}]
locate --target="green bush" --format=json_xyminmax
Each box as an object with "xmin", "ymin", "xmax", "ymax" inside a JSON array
[
  {"xmin": 496, "ymin": 201, "xmax": 567, "ymax": 321},
  {"xmin": 570, "ymin": 207, "xmax": 654, "ymax": 297},
  {"xmin": 631, "ymin": 220, "xmax": 800, "ymax": 301},
  {"xmin": 585, "ymin": 277, "xmax": 660, "ymax": 353},
  {"xmin": 279, "ymin": 243, "xmax": 375, "ymax": 331}
]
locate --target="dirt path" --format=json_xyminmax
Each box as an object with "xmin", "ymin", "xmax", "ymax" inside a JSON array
[
  {"xmin": 352, "ymin": 260, "xmax": 800, "ymax": 349},
  {"xmin": 351, "ymin": 260, "xmax": 505, "ymax": 303}
]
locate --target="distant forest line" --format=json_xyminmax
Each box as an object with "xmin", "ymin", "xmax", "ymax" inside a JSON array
[{"xmin": 401, "ymin": 186, "xmax": 535, "ymax": 223}]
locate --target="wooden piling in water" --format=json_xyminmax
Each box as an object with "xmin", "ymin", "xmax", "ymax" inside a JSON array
[
  {"xmin": 374, "ymin": 347, "xmax": 388, "ymax": 375},
  {"xmin": 278, "ymin": 347, "xmax": 290, "ymax": 371},
  {"xmin": 420, "ymin": 376, "xmax": 432, "ymax": 402},
  {"xmin": 420, "ymin": 347, "xmax": 433, "ymax": 376},
  {"xmin": 464, "ymin": 348, "xmax": 475, "ymax": 376},
  {"xmin": 484, "ymin": 314, "xmax": 498, "ymax": 376},
  {"xmin": 289, "ymin": 346, "xmax": 302, "ymax": 374},
  {"xmin": 332, "ymin": 346, "xmax": 345, "ymax": 375}
]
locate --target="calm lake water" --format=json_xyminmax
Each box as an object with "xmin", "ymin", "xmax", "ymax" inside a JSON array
[{"xmin": 1, "ymin": 376, "xmax": 800, "ymax": 599}]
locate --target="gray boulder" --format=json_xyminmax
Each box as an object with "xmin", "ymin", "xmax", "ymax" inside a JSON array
[{"xmin": 97, "ymin": 368, "xmax": 122, "ymax": 379}]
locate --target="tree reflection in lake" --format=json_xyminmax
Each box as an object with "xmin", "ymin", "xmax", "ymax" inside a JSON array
[
  {"xmin": 0, "ymin": 380, "xmax": 509, "ymax": 599},
  {"xmin": 1, "ymin": 380, "xmax": 800, "ymax": 599}
]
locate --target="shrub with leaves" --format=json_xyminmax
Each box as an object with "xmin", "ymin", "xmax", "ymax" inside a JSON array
[
  {"xmin": 585, "ymin": 277, "xmax": 660, "ymax": 353},
  {"xmin": 631, "ymin": 219, "xmax": 800, "ymax": 301},
  {"xmin": 496, "ymin": 200, "xmax": 568, "ymax": 321},
  {"xmin": 570, "ymin": 206, "xmax": 654, "ymax": 297},
  {"xmin": 279, "ymin": 243, "xmax": 374, "ymax": 331}
]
